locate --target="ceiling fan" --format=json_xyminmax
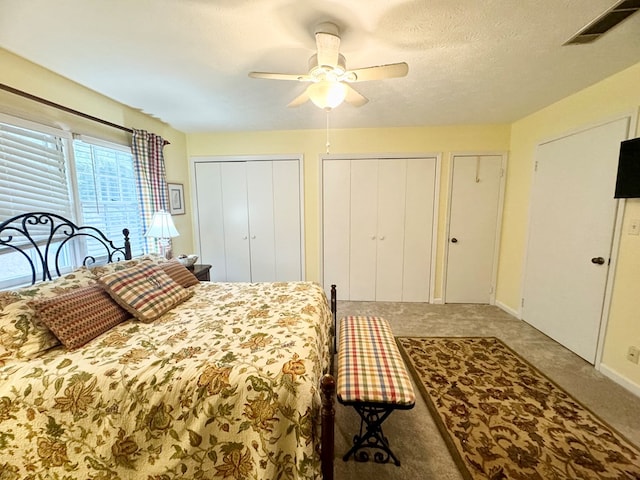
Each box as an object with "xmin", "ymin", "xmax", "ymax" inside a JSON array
[{"xmin": 248, "ymin": 22, "xmax": 409, "ymax": 110}]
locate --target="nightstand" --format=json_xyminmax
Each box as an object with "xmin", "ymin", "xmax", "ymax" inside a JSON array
[{"xmin": 189, "ymin": 264, "xmax": 212, "ymax": 282}]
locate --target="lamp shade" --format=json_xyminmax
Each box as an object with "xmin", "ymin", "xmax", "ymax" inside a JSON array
[
  {"xmin": 144, "ymin": 210, "xmax": 179, "ymax": 239},
  {"xmin": 307, "ymin": 80, "xmax": 347, "ymax": 110}
]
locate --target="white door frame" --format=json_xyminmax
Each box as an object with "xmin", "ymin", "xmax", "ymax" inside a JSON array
[
  {"xmin": 190, "ymin": 154, "xmax": 306, "ymax": 281},
  {"xmin": 443, "ymin": 152, "xmax": 507, "ymax": 305},
  {"xmin": 318, "ymin": 153, "xmax": 441, "ymax": 302},
  {"xmin": 519, "ymin": 111, "xmax": 638, "ymax": 368}
]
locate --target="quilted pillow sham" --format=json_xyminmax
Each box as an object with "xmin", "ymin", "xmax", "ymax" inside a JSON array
[
  {"xmin": 0, "ymin": 267, "xmax": 98, "ymax": 362},
  {"xmin": 88, "ymin": 253, "xmax": 167, "ymax": 277},
  {"xmin": 32, "ymin": 285, "xmax": 131, "ymax": 349},
  {"xmin": 98, "ymin": 263, "xmax": 193, "ymax": 322},
  {"xmin": 159, "ymin": 259, "xmax": 200, "ymax": 288}
]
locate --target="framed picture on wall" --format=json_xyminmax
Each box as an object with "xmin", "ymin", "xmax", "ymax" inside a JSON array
[{"xmin": 168, "ymin": 183, "xmax": 185, "ymax": 215}]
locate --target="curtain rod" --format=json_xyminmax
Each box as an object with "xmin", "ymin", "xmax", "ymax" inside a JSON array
[
  {"xmin": 1, "ymin": 83, "xmax": 134, "ymax": 134},
  {"xmin": 1, "ymin": 83, "xmax": 171, "ymax": 145}
]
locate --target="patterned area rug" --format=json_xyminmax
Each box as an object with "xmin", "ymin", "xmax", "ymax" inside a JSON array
[{"xmin": 396, "ymin": 337, "xmax": 640, "ymax": 480}]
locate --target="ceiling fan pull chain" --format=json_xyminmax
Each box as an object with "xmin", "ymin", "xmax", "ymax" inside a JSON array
[{"xmin": 326, "ymin": 111, "xmax": 331, "ymax": 154}]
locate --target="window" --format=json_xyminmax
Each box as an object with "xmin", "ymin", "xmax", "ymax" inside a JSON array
[
  {"xmin": 73, "ymin": 137, "xmax": 145, "ymax": 259},
  {"xmin": 0, "ymin": 115, "xmax": 75, "ymax": 288},
  {"xmin": 0, "ymin": 115, "xmax": 73, "ymax": 220},
  {"xmin": 0, "ymin": 114, "xmax": 147, "ymax": 289}
]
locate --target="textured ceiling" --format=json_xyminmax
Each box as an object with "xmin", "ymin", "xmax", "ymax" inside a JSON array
[{"xmin": 1, "ymin": 0, "xmax": 639, "ymax": 133}]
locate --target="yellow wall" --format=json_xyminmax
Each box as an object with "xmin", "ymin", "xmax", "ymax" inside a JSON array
[
  {"xmin": 187, "ymin": 125, "xmax": 511, "ymax": 294},
  {"xmin": 0, "ymin": 48, "xmax": 193, "ymax": 255},
  {"xmin": 499, "ymin": 61, "xmax": 640, "ymax": 387}
]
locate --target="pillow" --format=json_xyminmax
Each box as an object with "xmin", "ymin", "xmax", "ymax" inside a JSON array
[
  {"xmin": 89, "ymin": 259, "xmax": 141, "ymax": 277},
  {"xmin": 98, "ymin": 263, "xmax": 193, "ymax": 323},
  {"xmin": 88, "ymin": 253, "xmax": 168, "ymax": 277},
  {"xmin": 32, "ymin": 285, "xmax": 130, "ymax": 349},
  {"xmin": 159, "ymin": 259, "xmax": 200, "ymax": 288},
  {"xmin": 0, "ymin": 267, "xmax": 98, "ymax": 361}
]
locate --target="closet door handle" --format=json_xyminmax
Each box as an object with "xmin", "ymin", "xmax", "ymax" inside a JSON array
[
  {"xmin": 251, "ymin": 235, "xmax": 256, "ymax": 239},
  {"xmin": 379, "ymin": 235, "xmax": 385, "ymax": 240},
  {"xmin": 371, "ymin": 235, "xmax": 376, "ymax": 240},
  {"xmin": 242, "ymin": 235, "xmax": 248, "ymax": 240}
]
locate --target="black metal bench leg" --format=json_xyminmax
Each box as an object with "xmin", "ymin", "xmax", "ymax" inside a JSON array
[{"xmin": 342, "ymin": 404, "xmax": 402, "ymax": 466}]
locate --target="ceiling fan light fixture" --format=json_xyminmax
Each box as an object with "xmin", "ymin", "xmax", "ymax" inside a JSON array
[
  {"xmin": 307, "ymin": 80, "xmax": 347, "ymax": 110},
  {"xmin": 248, "ymin": 21, "xmax": 407, "ymax": 109}
]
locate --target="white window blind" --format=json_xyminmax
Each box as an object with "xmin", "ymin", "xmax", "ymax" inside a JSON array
[
  {"xmin": 0, "ymin": 117, "xmax": 72, "ymax": 221},
  {"xmin": 0, "ymin": 116, "xmax": 74, "ymax": 288},
  {"xmin": 73, "ymin": 137, "xmax": 145, "ymax": 259}
]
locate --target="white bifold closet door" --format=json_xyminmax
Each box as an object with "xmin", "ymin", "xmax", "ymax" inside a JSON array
[
  {"xmin": 219, "ymin": 162, "xmax": 251, "ymax": 281},
  {"xmin": 194, "ymin": 159, "xmax": 302, "ymax": 282},
  {"xmin": 323, "ymin": 157, "xmax": 436, "ymax": 302},
  {"xmin": 350, "ymin": 160, "xmax": 407, "ymax": 301},
  {"xmin": 246, "ymin": 161, "xmax": 276, "ymax": 281}
]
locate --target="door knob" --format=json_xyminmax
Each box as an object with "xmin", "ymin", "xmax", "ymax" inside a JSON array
[
  {"xmin": 591, "ymin": 257, "xmax": 605, "ymax": 265},
  {"xmin": 451, "ymin": 238, "xmax": 458, "ymax": 243}
]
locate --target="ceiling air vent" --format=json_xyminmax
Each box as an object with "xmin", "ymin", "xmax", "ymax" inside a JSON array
[{"xmin": 564, "ymin": 0, "xmax": 640, "ymax": 45}]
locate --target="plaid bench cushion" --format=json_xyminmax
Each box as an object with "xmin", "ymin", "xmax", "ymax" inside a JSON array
[{"xmin": 337, "ymin": 316, "xmax": 415, "ymax": 406}]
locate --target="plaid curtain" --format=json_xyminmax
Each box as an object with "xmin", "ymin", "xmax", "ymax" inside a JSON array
[{"xmin": 132, "ymin": 129, "xmax": 169, "ymax": 253}]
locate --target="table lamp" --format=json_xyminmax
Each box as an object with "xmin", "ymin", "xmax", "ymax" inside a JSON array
[{"xmin": 144, "ymin": 210, "xmax": 179, "ymax": 258}]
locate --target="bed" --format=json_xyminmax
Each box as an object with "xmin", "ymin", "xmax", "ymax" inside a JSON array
[{"xmin": 0, "ymin": 212, "xmax": 336, "ymax": 479}]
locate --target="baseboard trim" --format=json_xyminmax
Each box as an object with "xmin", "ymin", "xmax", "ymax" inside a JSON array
[
  {"xmin": 599, "ymin": 363, "xmax": 640, "ymax": 398},
  {"xmin": 496, "ymin": 301, "xmax": 520, "ymax": 319},
  {"xmin": 432, "ymin": 297, "xmax": 443, "ymax": 304}
]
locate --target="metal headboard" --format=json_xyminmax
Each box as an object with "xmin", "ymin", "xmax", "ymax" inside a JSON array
[{"xmin": 0, "ymin": 212, "xmax": 132, "ymax": 285}]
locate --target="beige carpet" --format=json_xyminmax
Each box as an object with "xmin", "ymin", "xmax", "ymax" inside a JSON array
[
  {"xmin": 333, "ymin": 302, "xmax": 640, "ymax": 480},
  {"xmin": 397, "ymin": 336, "xmax": 640, "ymax": 480}
]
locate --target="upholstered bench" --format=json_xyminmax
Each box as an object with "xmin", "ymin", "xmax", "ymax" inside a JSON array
[{"xmin": 337, "ymin": 316, "xmax": 415, "ymax": 466}]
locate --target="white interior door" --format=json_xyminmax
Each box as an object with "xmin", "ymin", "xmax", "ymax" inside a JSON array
[
  {"xmin": 445, "ymin": 155, "xmax": 504, "ymax": 303},
  {"xmin": 522, "ymin": 117, "xmax": 629, "ymax": 363}
]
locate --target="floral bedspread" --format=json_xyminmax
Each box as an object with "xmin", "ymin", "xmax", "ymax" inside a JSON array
[{"xmin": 0, "ymin": 281, "xmax": 333, "ymax": 479}]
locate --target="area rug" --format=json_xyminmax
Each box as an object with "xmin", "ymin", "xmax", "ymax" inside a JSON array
[{"xmin": 396, "ymin": 336, "xmax": 640, "ymax": 480}]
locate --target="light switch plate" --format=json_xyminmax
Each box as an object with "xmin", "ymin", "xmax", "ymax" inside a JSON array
[{"xmin": 629, "ymin": 219, "xmax": 640, "ymax": 236}]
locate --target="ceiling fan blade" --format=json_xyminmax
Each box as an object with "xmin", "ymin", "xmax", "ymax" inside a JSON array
[
  {"xmin": 249, "ymin": 72, "xmax": 312, "ymax": 82},
  {"xmin": 287, "ymin": 90, "xmax": 310, "ymax": 108},
  {"xmin": 345, "ymin": 62, "xmax": 409, "ymax": 82},
  {"xmin": 315, "ymin": 23, "xmax": 341, "ymax": 68},
  {"xmin": 344, "ymin": 84, "xmax": 369, "ymax": 107}
]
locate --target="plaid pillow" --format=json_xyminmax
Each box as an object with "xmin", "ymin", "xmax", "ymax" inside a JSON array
[
  {"xmin": 32, "ymin": 285, "xmax": 130, "ymax": 349},
  {"xmin": 160, "ymin": 260, "xmax": 200, "ymax": 288},
  {"xmin": 98, "ymin": 263, "xmax": 193, "ymax": 323}
]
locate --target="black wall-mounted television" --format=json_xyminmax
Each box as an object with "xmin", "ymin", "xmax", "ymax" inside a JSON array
[{"xmin": 614, "ymin": 137, "xmax": 640, "ymax": 198}]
